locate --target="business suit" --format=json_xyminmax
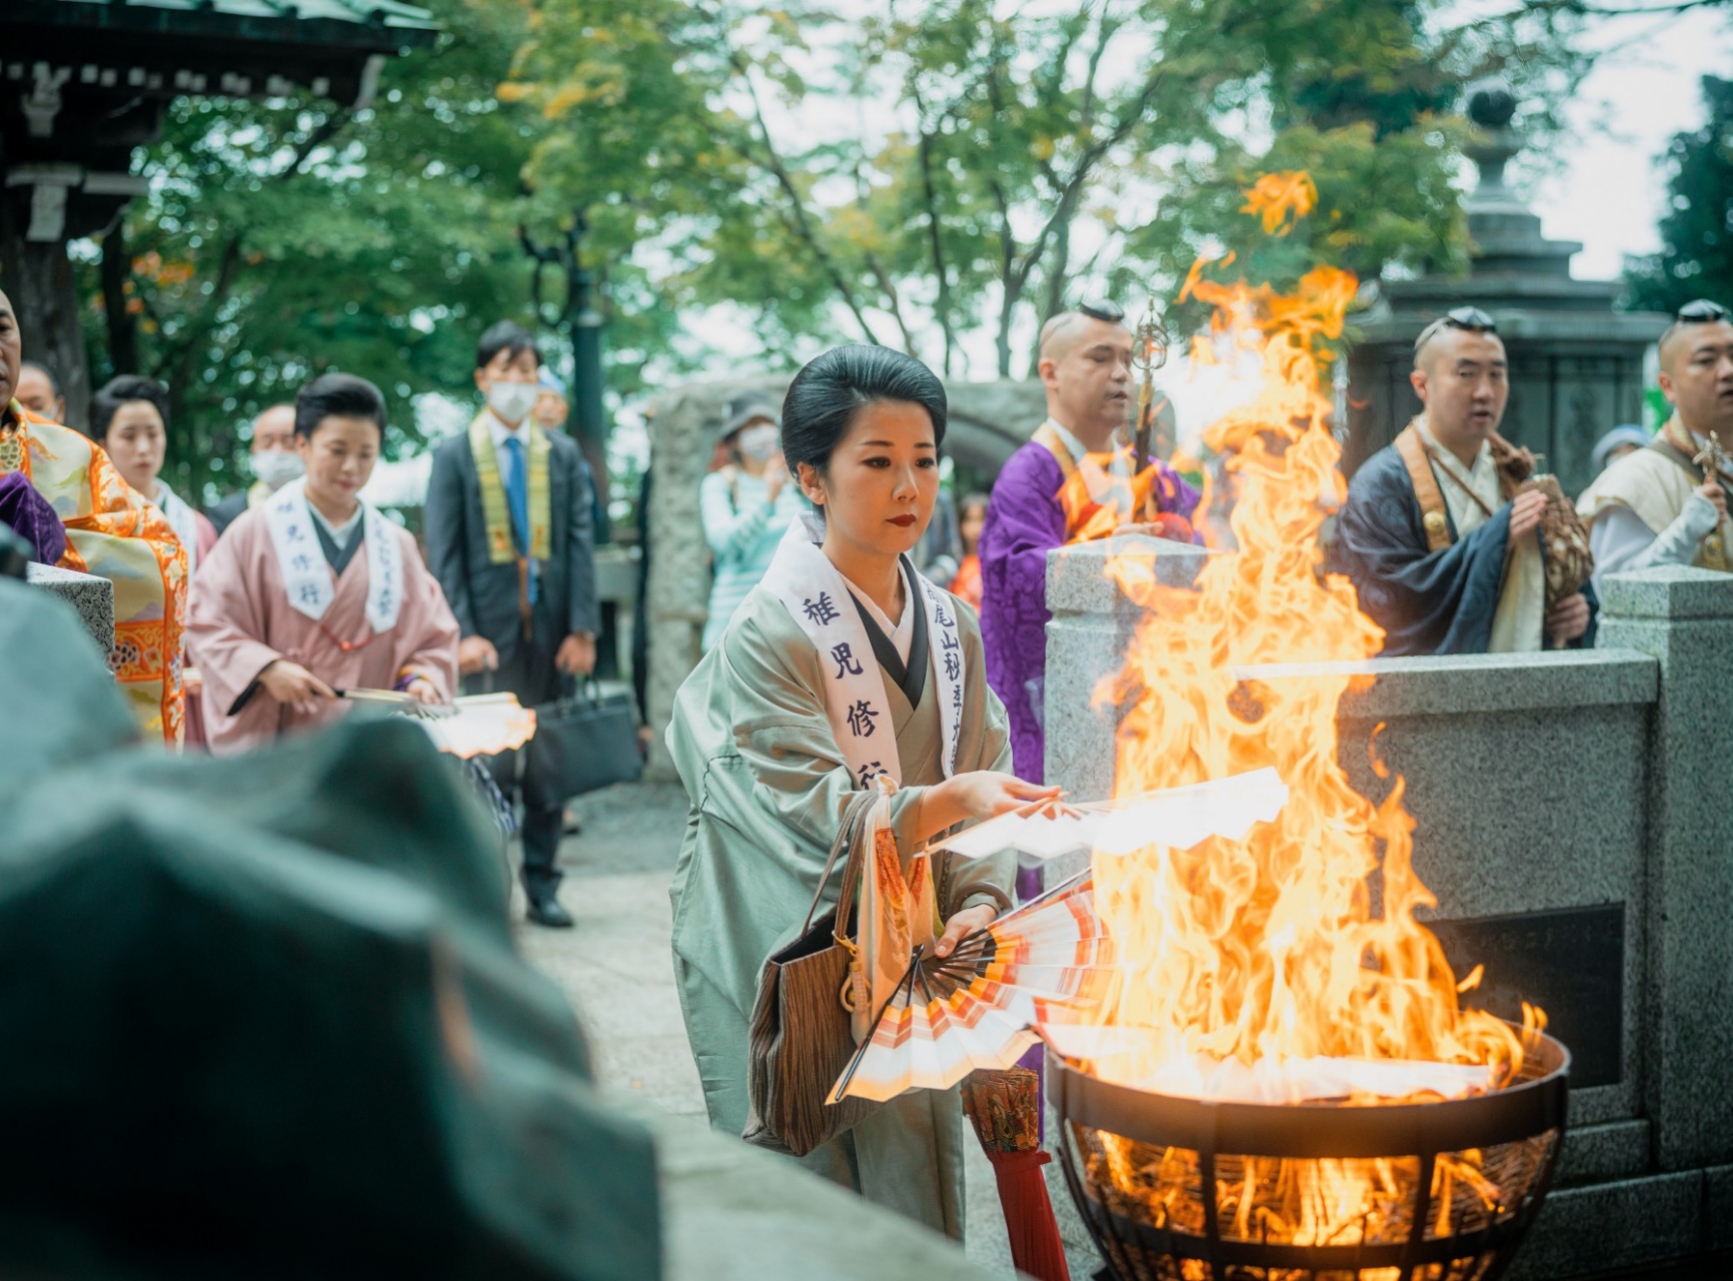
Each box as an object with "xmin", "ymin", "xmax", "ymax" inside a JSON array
[{"xmin": 424, "ymin": 421, "xmax": 599, "ymax": 903}]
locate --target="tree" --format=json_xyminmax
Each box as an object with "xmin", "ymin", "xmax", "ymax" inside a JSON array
[
  {"xmin": 82, "ymin": 0, "xmax": 539, "ymax": 504},
  {"xmin": 1626, "ymin": 75, "xmax": 1733, "ymax": 314},
  {"xmin": 506, "ymin": 0, "xmax": 1585, "ymax": 382}
]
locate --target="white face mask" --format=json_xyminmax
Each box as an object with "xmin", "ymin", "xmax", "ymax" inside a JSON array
[
  {"xmin": 252, "ymin": 449, "xmax": 305, "ymax": 491},
  {"xmin": 737, "ymin": 423, "xmax": 779, "ymax": 463},
  {"xmin": 487, "ymin": 380, "xmax": 540, "ymax": 425}
]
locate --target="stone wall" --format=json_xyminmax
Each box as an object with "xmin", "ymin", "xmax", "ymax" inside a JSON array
[{"xmin": 1043, "ymin": 535, "xmax": 1733, "ymax": 1278}]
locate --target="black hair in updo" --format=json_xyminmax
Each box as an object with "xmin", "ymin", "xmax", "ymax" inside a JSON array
[
  {"xmin": 294, "ymin": 373, "xmax": 387, "ymax": 439},
  {"xmin": 89, "ymin": 375, "xmax": 169, "ymax": 443},
  {"xmin": 779, "ymin": 345, "xmax": 947, "ymax": 477}
]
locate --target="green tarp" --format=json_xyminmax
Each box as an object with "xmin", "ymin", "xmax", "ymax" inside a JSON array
[{"xmin": 0, "ymin": 580, "xmax": 661, "ymax": 1279}]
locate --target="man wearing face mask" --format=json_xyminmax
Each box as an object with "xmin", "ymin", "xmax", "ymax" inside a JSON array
[
  {"xmin": 207, "ymin": 405, "xmax": 302, "ymax": 536},
  {"xmin": 699, "ymin": 393, "xmax": 804, "ymax": 653},
  {"xmin": 424, "ymin": 321, "xmax": 600, "ymax": 929}
]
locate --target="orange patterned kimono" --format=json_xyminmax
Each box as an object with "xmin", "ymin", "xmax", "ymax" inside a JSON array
[{"xmin": 0, "ymin": 399, "xmax": 187, "ymax": 745}]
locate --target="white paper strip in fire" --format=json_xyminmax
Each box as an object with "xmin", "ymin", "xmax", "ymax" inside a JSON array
[
  {"xmin": 1040, "ymin": 1023, "xmax": 1497, "ymax": 1103},
  {"xmin": 416, "ymin": 693, "xmax": 537, "ymax": 759},
  {"xmin": 932, "ymin": 766, "xmax": 1289, "ymax": 862},
  {"xmin": 828, "ymin": 873, "xmax": 1113, "ymax": 1104}
]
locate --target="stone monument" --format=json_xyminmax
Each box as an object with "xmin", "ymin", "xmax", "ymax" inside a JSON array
[{"xmin": 1345, "ymin": 82, "xmax": 1668, "ymax": 497}]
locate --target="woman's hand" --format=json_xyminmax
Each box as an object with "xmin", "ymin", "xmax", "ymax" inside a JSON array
[
  {"xmin": 933, "ymin": 903, "xmax": 997, "ymax": 959},
  {"xmin": 404, "ymin": 676, "xmax": 442, "ymax": 706},
  {"xmin": 916, "ymin": 770, "xmax": 1062, "ymax": 843},
  {"xmin": 948, "ymin": 771, "xmax": 1062, "ymax": 823},
  {"xmin": 257, "ymin": 660, "xmax": 335, "ymax": 714}
]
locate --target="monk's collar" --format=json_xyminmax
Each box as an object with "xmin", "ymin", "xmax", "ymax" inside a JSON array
[
  {"xmin": 1, "ymin": 399, "xmax": 22, "ymax": 432},
  {"xmin": 1416, "ymin": 415, "xmax": 1492, "ymax": 480}
]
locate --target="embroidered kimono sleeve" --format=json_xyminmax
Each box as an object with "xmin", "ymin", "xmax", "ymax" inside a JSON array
[{"xmin": 1332, "ymin": 450, "xmax": 1510, "ymax": 656}]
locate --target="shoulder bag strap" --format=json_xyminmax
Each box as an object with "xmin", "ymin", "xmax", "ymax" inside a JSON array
[
  {"xmin": 1393, "ymin": 423, "xmax": 1454, "ymax": 553},
  {"xmin": 798, "ymin": 788, "xmax": 881, "ymax": 937}
]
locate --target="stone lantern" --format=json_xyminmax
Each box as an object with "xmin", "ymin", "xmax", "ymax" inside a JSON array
[{"xmin": 1345, "ymin": 82, "xmax": 1668, "ymax": 497}]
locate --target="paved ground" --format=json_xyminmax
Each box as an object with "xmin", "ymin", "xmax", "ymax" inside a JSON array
[{"xmin": 509, "ymin": 780, "xmax": 1021, "ymax": 1276}]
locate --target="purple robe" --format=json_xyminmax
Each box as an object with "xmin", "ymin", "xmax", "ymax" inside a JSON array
[
  {"xmin": 0, "ymin": 472, "xmax": 66, "ymax": 566},
  {"xmin": 978, "ymin": 439, "xmax": 1200, "ymax": 783}
]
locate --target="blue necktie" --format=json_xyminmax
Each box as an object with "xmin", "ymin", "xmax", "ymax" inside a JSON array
[{"xmin": 503, "ymin": 435, "xmax": 539, "ymax": 606}]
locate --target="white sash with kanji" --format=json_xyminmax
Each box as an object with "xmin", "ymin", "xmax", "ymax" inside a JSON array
[
  {"xmin": 263, "ymin": 478, "xmax": 402, "ymax": 633},
  {"xmin": 760, "ymin": 513, "xmax": 964, "ymax": 788}
]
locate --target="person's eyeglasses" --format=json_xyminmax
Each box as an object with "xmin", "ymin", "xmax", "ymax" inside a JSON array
[
  {"xmin": 1442, "ymin": 306, "xmax": 1497, "ymax": 334},
  {"xmin": 1078, "ymin": 298, "xmax": 1125, "ymax": 324},
  {"xmin": 1676, "ymin": 299, "xmax": 1732, "ymax": 323}
]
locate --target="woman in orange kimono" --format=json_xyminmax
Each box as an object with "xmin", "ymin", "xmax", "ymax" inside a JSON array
[
  {"xmin": 0, "ymin": 291, "xmax": 187, "ymax": 744},
  {"xmin": 187, "ymin": 373, "xmax": 459, "ymax": 756}
]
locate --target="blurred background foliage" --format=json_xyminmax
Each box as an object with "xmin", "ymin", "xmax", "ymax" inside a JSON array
[{"xmin": 76, "ymin": 0, "xmax": 1610, "ymax": 505}]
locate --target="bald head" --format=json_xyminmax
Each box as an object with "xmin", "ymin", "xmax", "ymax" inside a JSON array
[
  {"xmin": 1659, "ymin": 316, "xmax": 1733, "ymax": 376},
  {"xmin": 0, "ymin": 290, "xmax": 19, "ymax": 409},
  {"xmin": 1409, "ymin": 325, "xmax": 1508, "ymax": 465},
  {"xmin": 1657, "ymin": 316, "xmax": 1733, "ymax": 440},
  {"xmin": 1037, "ymin": 312, "xmax": 1134, "ymax": 450},
  {"xmin": 250, "ymin": 404, "xmax": 297, "ymax": 454}
]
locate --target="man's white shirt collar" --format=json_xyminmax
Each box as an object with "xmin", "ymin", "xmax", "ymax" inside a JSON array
[{"xmin": 482, "ymin": 408, "xmax": 531, "ymax": 451}]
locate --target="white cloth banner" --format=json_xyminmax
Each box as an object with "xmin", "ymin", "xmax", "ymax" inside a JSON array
[
  {"xmin": 263, "ymin": 478, "xmax": 402, "ymax": 634},
  {"xmin": 760, "ymin": 513, "xmax": 964, "ymax": 788}
]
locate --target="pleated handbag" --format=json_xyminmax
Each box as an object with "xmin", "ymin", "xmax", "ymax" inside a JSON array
[{"xmin": 742, "ymin": 788, "xmax": 885, "ymax": 1157}]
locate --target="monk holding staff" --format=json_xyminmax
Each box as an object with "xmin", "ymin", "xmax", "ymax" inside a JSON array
[{"xmin": 188, "ymin": 374, "xmax": 460, "ymax": 755}]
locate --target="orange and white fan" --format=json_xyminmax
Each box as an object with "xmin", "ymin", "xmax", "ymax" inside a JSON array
[{"xmin": 828, "ymin": 872, "xmax": 1108, "ymax": 1104}]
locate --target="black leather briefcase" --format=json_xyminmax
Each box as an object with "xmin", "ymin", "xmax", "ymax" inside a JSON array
[{"xmin": 523, "ymin": 678, "xmax": 643, "ymax": 806}]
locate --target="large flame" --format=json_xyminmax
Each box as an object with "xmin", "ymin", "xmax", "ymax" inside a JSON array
[{"xmin": 1076, "ymin": 186, "xmax": 1542, "ymax": 1246}]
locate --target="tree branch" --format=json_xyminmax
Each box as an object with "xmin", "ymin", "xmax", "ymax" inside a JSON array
[
  {"xmin": 727, "ymin": 49, "xmax": 886, "ymax": 346},
  {"xmin": 908, "ymin": 73, "xmax": 959, "ymax": 375}
]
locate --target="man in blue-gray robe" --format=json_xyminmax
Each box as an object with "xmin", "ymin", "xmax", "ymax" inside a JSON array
[{"xmin": 1332, "ymin": 309, "xmax": 1593, "ymax": 655}]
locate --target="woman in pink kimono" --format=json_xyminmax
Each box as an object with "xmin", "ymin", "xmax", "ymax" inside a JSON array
[{"xmin": 188, "ymin": 373, "xmax": 460, "ymax": 756}]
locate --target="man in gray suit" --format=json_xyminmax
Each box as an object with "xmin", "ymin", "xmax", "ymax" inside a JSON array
[{"xmin": 424, "ymin": 322, "xmax": 599, "ymax": 928}]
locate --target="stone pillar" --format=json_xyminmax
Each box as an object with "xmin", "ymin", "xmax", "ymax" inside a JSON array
[
  {"xmin": 642, "ymin": 379, "xmax": 784, "ymax": 779},
  {"xmin": 1596, "ymin": 567, "xmax": 1733, "ymax": 1173},
  {"xmin": 1043, "ymin": 532, "xmax": 1212, "ymax": 796},
  {"xmin": 26, "ymin": 563, "xmax": 114, "ymax": 652}
]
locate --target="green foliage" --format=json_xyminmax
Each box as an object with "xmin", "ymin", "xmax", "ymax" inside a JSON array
[
  {"xmin": 1627, "ymin": 75, "xmax": 1733, "ymax": 316},
  {"xmin": 83, "ymin": 0, "xmax": 1593, "ymax": 506},
  {"xmin": 85, "ymin": 0, "xmax": 538, "ymax": 503}
]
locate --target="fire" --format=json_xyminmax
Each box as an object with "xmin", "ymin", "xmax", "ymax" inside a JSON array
[{"xmin": 1071, "ymin": 180, "xmax": 1541, "ymax": 1250}]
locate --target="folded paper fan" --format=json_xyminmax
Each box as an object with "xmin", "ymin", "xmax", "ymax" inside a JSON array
[
  {"xmin": 933, "ymin": 766, "xmax": 1288, "ymax": 862},
  {"xmin": 416, "ymin": 693, "xmax": 537, "ymax": 759},
  {"xmin": 829, "ymin": 873, "xmax": 1111, "ymax": 1104}
]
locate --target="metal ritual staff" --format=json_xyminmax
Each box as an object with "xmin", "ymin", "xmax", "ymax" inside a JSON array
[
  {"xmin": 1694, "ymin": 432, "xmax": 1732, "ymax": 571},
  {"xmin": 1130, "ymin": 295, "xmax": 1171, "ymax": 482}
]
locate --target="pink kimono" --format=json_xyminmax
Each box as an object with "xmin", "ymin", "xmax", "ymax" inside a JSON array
[{"xmin": 187, "ymin": 500, "xmax": 460, "ymax": 756}]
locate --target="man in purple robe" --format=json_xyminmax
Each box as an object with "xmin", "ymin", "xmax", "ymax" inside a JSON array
[{"xmin": 978, "ymin": 301, "xmax": 1200, "ymax": 783}]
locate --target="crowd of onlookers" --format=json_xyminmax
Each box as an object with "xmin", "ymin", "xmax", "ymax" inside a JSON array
[{"xmin": 9, "ymin": 287, "xmax": 1732, "ymax": 928}]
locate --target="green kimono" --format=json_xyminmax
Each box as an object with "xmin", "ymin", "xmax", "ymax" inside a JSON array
[{"xmin": 667, "ymin": 584, "xmax": 1017, "ymax": 1239}]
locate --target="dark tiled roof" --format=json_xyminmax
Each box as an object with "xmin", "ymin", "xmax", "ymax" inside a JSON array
[{"xmin": 14, "ymin": 0, "xmax": 438, "ymax": 45}]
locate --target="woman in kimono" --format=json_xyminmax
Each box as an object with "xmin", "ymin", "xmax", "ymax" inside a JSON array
[
  {"xmin": 89, "ymin": 376, "xmax": 220, "ymax": 746},
  {"xmin": 668, "ymin": 346, "xmax": 1056, "ymax": 1239},
  {"xmin": 187, "ymin": 373, "xmax": 460, "ymax": 756}
]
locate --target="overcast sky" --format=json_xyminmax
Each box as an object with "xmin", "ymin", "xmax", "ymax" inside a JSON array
[{"xmin": 1527, "ymin": 6, "xmax": 1730, "ymax": 281}]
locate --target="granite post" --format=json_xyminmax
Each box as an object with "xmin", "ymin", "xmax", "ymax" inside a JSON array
[
  {"xmin": 1039, "ymin": 537, "xmax": 1733, "ymax": 1276},
  {"xmin": 1596, "ymin": 567, "xmax": 1733, "ymax": 1175},
  {"xmin": 26, "ymin": 562, "xmax": 114, "ymax": 652}
]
